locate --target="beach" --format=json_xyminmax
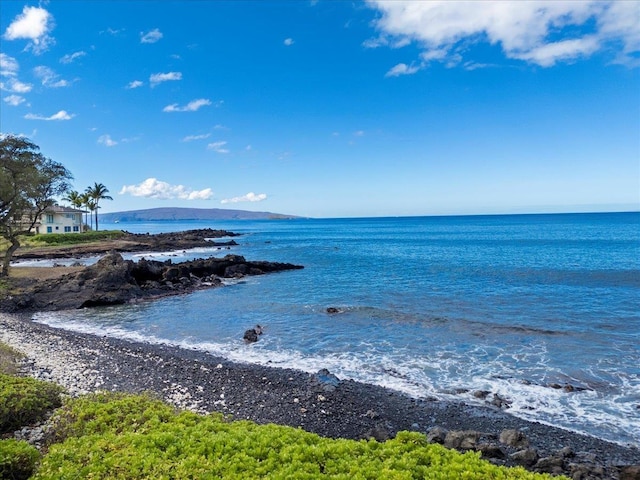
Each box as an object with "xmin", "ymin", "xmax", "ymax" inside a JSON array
[{"xmin": 2, "ymin": 312, "xmax": 638, "ymax": 478}]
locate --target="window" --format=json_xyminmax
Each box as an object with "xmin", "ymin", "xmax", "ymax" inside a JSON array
[
  {"xmin": 47, "ymin": 227, "xmax": 52, "ymax": 233},
  {"xmin": 64, "ymin": 226, "xmax": 71, "ymax": 232},
  {"xmin": 73, "ymin": 226, "xmax": 79, "ymax": 232},
  {"xmin": 46, "ymin": 214, "xmax": 54, "ymax": 223}
]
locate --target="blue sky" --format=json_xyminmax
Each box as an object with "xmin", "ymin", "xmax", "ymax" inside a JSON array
[{"xmin": 1, "ymin": 1, "xmax": 639, "ymax": 218}]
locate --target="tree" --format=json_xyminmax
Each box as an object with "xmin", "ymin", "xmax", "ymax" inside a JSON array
[
  {"xmin": 85, "ymin": 182, "xmax": 112, "ymax": 231},
  {"xmin": 80, "ymin": 192, "xmax": 91, "ymax": 230},
  {"xmin": 64, "ymin": 190, "xmax": 87, "ymax": 231},
  {"xmin": 0, "ymin": 136, "xmax": 72, "ymax": 276}
]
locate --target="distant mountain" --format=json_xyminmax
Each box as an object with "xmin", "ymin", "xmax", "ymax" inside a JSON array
[{"xmin": 100, "ymin": 207, "xmax": 301, "ymax": 222}]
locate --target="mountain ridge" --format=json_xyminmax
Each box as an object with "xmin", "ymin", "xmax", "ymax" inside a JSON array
[{"xmin": 100, "ymin": 207, "xmax": 301, "ymax": 222}]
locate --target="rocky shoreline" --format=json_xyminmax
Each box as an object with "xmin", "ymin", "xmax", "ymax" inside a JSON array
[
  {"xmin": 1, "ymin": 314, "xmax": 638, "ymax": 479},
  {"xmin": 3, "ymin": 248, "xmax": 303, "ymax": 313}
]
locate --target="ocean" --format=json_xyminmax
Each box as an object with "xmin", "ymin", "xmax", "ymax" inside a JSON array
[{"xmin": 25, "ymin": 212, "xmax": 640, "ymax": 447}]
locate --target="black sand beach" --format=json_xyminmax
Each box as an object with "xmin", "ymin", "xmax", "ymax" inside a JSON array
[{"xmin": 1, "ymin": 313, "xmax": 638, "ymax": 478}]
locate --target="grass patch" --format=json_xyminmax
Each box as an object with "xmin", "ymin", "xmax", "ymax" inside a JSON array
[
  {"xmin": 0, "ymin": 342, "xmax": 25, "ymax": 376},
  {"xmin": 34, "ymin": 392, "xmax": 560, "ymax": 480},
  {"xmin": 25, "ymin": 230, "xmax": 126, "ymax": 247},
  {"xmin": 0, "ymin": 374, "xmax": 65, "ymax": 434}
]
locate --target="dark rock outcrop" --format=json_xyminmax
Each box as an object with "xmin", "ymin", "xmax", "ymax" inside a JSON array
[{"xmin": 3, "ymin": 252, "xmax": 303, "ymax": 312}]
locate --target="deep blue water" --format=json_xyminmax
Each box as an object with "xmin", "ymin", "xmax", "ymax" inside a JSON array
[{"xmin": 28, "ymin": 212, "xmax": 640, "ymax": 446}]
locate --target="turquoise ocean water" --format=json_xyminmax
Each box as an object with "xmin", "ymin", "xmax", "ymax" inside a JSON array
[{"xmin": 24, "ymin": 212, "xmax": 640, "ymax": 447}]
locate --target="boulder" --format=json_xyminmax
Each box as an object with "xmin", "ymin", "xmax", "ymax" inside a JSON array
[
  {"xmin": 499, "ymin": 429, "xmax": 530, "ymax": 448},
  {"xmin": 510, "ymin": 448, "xmax": 539, "ymax": 467},
  {"xmin": 476, "ymin": 443, "xmax": 506, "ymax": 460},
  {"xmin": 312, "ymin": 368, "xmax": 341, "ymax": 392},
  {"xmin": 444, "ymin": 430, "xmax": 481, "ymax": 450},
  {"xmin": 426, "ymin": 426, "xmax": 448, "ymax": 444},
  {"xmin": 243, "ymin": 325, "xmax": 263, "ymax": 343}
]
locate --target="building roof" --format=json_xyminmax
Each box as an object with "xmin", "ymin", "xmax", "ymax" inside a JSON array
[{"xmin": 44, "ymin": 205, "xmax": 86, "ymax": 214}]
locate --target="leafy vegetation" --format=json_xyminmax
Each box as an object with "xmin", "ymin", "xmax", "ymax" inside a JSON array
[
  {"xmin": 33, "ymin": 393, "xmax": 558, "ymax": 480},
  {"xmin": 0, "ymin": 439, "xmax": 41, "ymax": 480},
  {"xmin": 0, "ymin": 374, "xmax": 64, "ymax": 434},
  {"xmin": 26, "ymin": 230, "xmax": 125, "ymax": 246},
  {"xmin": 0, "ymin": 136, "xmax": 73, "ymax": 277},
  {"xmin": 0, "ymin": 341, "xmax": 24, "ymax": 375}
]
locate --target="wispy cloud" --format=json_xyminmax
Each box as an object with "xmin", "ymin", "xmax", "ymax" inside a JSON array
[
  {"xmin": 149, "ymin": 71, "xmax": 182, "ymax": 87},
  {"xmin": 208, "ymin": 141, "xmax": 229, "ymax": 154},
  {"xmin": 0, "ymin": 55, "xmax": 32, "ymax": 94},
  {"xmin": 0, "ymin": 78, "xmax": 33, "ymax": 93},
  {"xmin": 34, "ymin": 66, "xmax": 69, "ymax": 88},
  {"xmin": 97, "ymin": 134, "xmax": 117, "ymax": 147},
  {"xmin": 24, "ymin": 110, "xmax": 73, "ymax": 121},
  {"xmin": 385, "ymin": 62, "xmax": 420, "ymax": 77},
  {"xmin": 126, "ymin": 80, "xmax": 144, "ymax": 89},
  {"xmin": 140, "ymin": 28, "xmax": 163, "ymax": 44},
  {"xmin": 221, "ymin": 192, "xmax": 267, "ymax": 204},
  {"xmin": 3, "ymin": 94, "xmax": 26, "ymax": 106},
  {"xmin": 3, "ymin": 6, "xmax": 55, "ymax": 54},
  {"xmin": 284, "ymin": 38, "xmax": 295, "ymax": 46},
  {"xmin": 366, "ymin": 1, "xmax": 640, "ymax": 69},
  {"xmin": 60, "ymin": 51, "xmax": 86, "ymax": 64},
  {"xmin": 182, "ymin": 133, "xmax": 211, "ymax": 142},
  {"xmin": 0, "ymin": 53, "xmax": 19, "ymax": 76},
  {"xmin": 163, "ymin": 98, "xmax": 212, "ymax": 112},
  {"xmin": 120, "ymin": 178, "xmax": 213, "ymax": 200}
]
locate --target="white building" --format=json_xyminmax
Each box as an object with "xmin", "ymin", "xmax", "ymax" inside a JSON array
[{"xmin": 31, "ymin": 206, "xmax": 85, "ymax": 234}]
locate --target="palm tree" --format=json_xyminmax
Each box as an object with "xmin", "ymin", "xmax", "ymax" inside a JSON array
[
  {"xmin": 63, "ymin": 190, "xmax": 83, "ymax": 209},
  {"xmin": 63, "ymin": 190, "xmax": 86, "ymax": 232},
  {"xmin": 80, "ymin": 192, "xmax": 92, "ymax": 231},
  {"xmin": 85, "ymin": 182, "xmax": 112, "ymax": 231}
]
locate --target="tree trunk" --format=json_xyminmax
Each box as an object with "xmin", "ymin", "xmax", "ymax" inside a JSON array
[
  {"xmin": 95, "ymin": 209, "xmax": 99, "ymax": 231},
  {"xmin": 1, "ymin": 238, "xmax": 20, "ymax": 278}
]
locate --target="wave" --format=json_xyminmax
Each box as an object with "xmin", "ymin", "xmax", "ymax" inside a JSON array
[{"xmin": 32, "ymin": 310, "xmax": 640, "ymax": 448}]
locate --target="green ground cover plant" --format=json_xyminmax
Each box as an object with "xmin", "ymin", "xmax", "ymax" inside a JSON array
[
  {"xmin": 34, "ymin": 392, "xmax": 560, "ymax": 480},
  {"xmin": 0, "ymin": 373, "xmax": 64, "ymax": 433},
  {"xmin": 0, "ymin": 438, "xmax": 41, "ymax": 480}
]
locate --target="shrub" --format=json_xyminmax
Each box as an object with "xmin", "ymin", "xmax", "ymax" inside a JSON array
[
  {"xmin": 33, "ymin": 393, "xmax": 560, "ymax": 479},
  {"xmin": 29, "ymin": 230, "xmax": 125, "ymax": 246},
  {"xmin": 0, "ymin": 374, "xmax": 64, "ymax": 434},
  {"xmin": 0, "ymin": 342, "xmax": 24, "ymax": 375},
  {"xmin": 0, "ymin": 439, "xmax": 41, "ymax": 480}
]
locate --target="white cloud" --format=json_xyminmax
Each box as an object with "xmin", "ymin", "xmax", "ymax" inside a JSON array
[
  {"xmin": 3, "ymin": 6, "xmax": 55, "ymax": 54},
  {"xmin": 182, "ymin": 133, "xmax": 211, "ymax": 142},
  {"xmin": 3, "ymin": 94, "xmax": 25, "ymax": 106},
  {"xmin": 163, "ymin": 98, "xmax": 212, "ymax": 112},
  {"xmin": 60, "ymin": 51, "xmax": 86, "ymax": 64},
  {"xmin": 24, "ymin": 110, "xmax": 73, "ymax": 121},
  {"xmin": 353, "ymin": 130, "xmax": 365, "ymax": 137},
  {"xmin": 0, "ymin": 54, "xmax": 19, "ymax": 76},
  {"xmin": 207, "ymin": 141, "xmax": 230, "ymax": 154},
  {"xmin": 97, "ymin": 134, "xmax": 117, "ymax": 147},
  {"xmin": 119, "ymin": 178, "xmax": 213, "ymax": 200},
  {"xmin": 366, "ymin": 0, "xmax": 640, "ymax": 68},
  {"xmin": 284, "ymin": 38, "xmax": 295, "ymax": 46},
  {"xmin": 140, "ymin": 28, "xmax": 163, "ymax": 44},
  {"xmin": 385, "ymin": 62, "xmax": 421, "ymax": 77},
  {"xmin": 126, "ymin": 80, "xmax": 144, "ymax": 89},
  {"xmin": 149, "ymin": 71, "xmax": 182, "ymax": 86},
  {"xmin": 33, "ymin": 66, "xmax": 69, "ymax": 88},
  {"xmin": 0, "ymin": 78, "xmax": 33, "ymax": 93},
  {"xmin": 221, "ymin": 192, "xmax": 267, "ymax": 204}
]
